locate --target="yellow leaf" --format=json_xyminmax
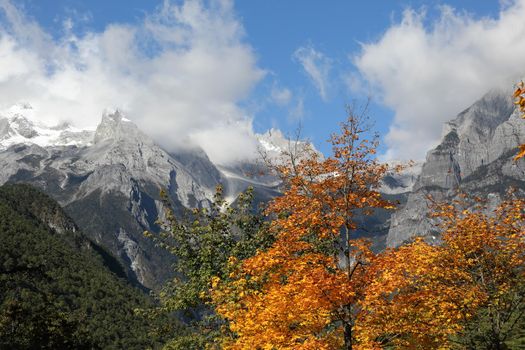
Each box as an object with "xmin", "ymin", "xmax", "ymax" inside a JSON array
[{"xmin": 515, "ymin": 144, "xmax": 525, "ymax": 161}]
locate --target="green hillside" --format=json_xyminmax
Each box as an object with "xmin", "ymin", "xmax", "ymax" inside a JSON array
[{"xmin": 0, "ymin": 184, "xmax": 156, "ymax": 349}]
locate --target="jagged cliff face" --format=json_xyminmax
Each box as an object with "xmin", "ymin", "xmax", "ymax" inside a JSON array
[
  {"xmin": 387, "ymin": 89, "xmax": 525, "ymax": 247},
  {"xmin": 0, "ymin": 106, "xmax": 268, "ymax": 290}
]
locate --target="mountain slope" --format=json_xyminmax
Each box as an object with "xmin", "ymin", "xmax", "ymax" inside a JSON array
[
  {"xmin": 0, "ymin": 109, "xmax": 222, "ymax": 290},
  {"xmin": 0, "ymin": 103, "xmax": 422, "ymax": 290},
  {"xmin": 0, "ymin": 107, "xmax": 285, "ymax": 290},
  {"xmin": 0, "ymin": 184, "xmax": 156, "ymax": 349},
  {"xmin": 387, "ymin": 88, "xmax": 525, "ymax": 247}
]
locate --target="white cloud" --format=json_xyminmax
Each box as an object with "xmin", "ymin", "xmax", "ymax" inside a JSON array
[
  {"xmin": 270, "ymin": 85, "xmax": 292, "ymax": 106},
  {"xmin": 0, "ymin": 0, "xmax": 265, "ymax": 165},
  {"xmin": 289, "ymin": 96, "xmax": 304, "ymax": 122},
  {"xmin": 354, "ymin": 1, "xmax": 525, "ymax": 161},
  {"xmin": 190, "ymin": 119, "xmax": 259, "ymax": 164},
  {"xmin": 294, "ymin": 45, "xmax": 331, "ymax": 101}
]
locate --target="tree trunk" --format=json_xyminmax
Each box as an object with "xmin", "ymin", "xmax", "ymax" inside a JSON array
[{"xmin": 343, "ymin": 322, "xmax": 352, "ymax": 350}]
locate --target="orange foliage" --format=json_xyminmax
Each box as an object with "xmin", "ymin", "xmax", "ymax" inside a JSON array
[
  {"xmin": 210, "ymin": 103, "xmax": 525, "ymax": 349},
  {"xmin": 212, "ymin": 110, "xmax": 393, "ymax": 349},
  {"xmin": 362, "ymin": 197, "xmax": 525, "ymax": 349},
  {"xmin": 513, "ymin": 81, "xmax": 525, "ymax": 160}
]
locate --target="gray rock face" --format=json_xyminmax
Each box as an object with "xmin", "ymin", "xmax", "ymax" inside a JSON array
[
  {"xmin": 10, "ymin": 115, "xmax": 38, "ymax": 138},
  {"xmin": 0, "ymin": 110, "xmax": 237, "ymax": 289},
  {"xmin": 379, "ymin": 162, "xmax": 422, "ymax": 195},
  {"xmin": 0, "ymin": 107, "xmax": 296, "ymax": 290},
  {"xmin": 387, "ymin": 89, "xmax": 525, "ymax": 247}
]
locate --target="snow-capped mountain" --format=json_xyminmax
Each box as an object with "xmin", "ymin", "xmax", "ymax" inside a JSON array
[
  {"xmin": 0, "ymin": 106, "xmax": 275, "ymax": 289},
  {"xmin": 0, "ymin": 104, "xmax": 93, "ymax": 149},
  {"xmin": 0, "ymin": 103, "xmax": 426, "ymax": 287},
  {"xmin": 255, "ymin": 127, "xmax": 323, "ymax": 161},
  {"xmin": 256, "ymin": 128, "xmax": 293, "ymax": 155},
  {"xmin": 0, "ymin": 103, "xmax": 309, "ymax": 290}
]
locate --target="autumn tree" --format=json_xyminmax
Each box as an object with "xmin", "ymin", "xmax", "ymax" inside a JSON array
[
  {"xmin": 212, "ymin": 106, "xmax": 395, "ymax": 349},
  {"xmin": 513, "ymin": 81, "xmax": 525, "ymax": 160},
  {"xmin": 361, "ymin": 238, "xmax": 482, "ymax": 349},
  {"xmin": 444, "ymin": 198, "xmax": 525, "ymax": 349},
  {"xmin": 144, "ymin": 186, "xmax": 273, "ymax": 349},
  {"xmin": 362, "ymin": 196, "xmax": 525, "ymax": 349}
]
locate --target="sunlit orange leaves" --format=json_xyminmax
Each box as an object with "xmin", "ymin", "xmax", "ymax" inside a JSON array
[
  {"xmin": 212, "ymin": 192, "xmax": 525, "ymax": 349},
  {"xmin": 361, "ymin": 197, "xmax": 525, "ymax": 349},
  {"xmin": 209, "ymin": 104, "xmax": 525, "ymax": 349},
  {"xmin": 361, "ymin": 238, "xmax": 482, "ymax": 349},
  {"xmin": 513, "ymin": 81, "xmax": 525, "ymax": 113},
  {"xmin": 211, "ymin": 109, "xmax": 394, "ymax": 349},
  {"xmin": 514, "ymin": 81, "xmax": 525, "ymax": 160}
]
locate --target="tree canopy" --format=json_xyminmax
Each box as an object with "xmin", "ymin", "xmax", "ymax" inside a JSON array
[
  {"xmin": 145, "ymin": 185, "xmax": 273, "ymax": 349},
  {"xmin": 0, "ymin": 184, "xmax": 157, "ymax": 349}
]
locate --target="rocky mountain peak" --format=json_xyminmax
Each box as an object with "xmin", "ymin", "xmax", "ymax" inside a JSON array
[
  {"xmin": 5, "ymin": 102, "xmax": 34, "ymax": 115},
  {"xmin": 441, "ymin": 89, "xmax": 515, "ymax": 145},
  {"xmin": 103, "ymin": 108, "xmax": 124, "ymax": 121},
  {"xmin": 0, "ymin": 107, "xmax": 39, "ymax": 146},
  {"xmin": 0, "ymin": 103, "xmax": 37, "ymax": 139},
  {"xmin": 0, "ymin": 103, "xmax": 97, "ymax": 150},
  {"xmin": 379, "ymin": 161, "xmax": 423, "ymax": 195},
  {"xmin": 386, "ymin": 86, "xmax": 525, "ymax": 248},
  {"xmin": 256, "ymin": 128, "xmax": 295, "ymax": 155},
  {"xmin": 94, "ymin": 109, "xmax": 138, "ymax": 144},
  {"xmin": 255, "ymin": 128, "xmax": 323, "ymax": 164},
  {"xmin": 8, "ymin": 114, "xmax": 38, "ymax": 139}
]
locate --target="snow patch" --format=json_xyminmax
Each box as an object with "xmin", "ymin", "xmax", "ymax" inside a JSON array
[{"xmin": 0, "ymin": 104, "xmax": 94, "ymax": 150}]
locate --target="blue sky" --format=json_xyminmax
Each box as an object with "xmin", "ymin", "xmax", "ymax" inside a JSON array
[{"xmin": 0, "ymin": 0, "xmax": 524, "ymax": 163}]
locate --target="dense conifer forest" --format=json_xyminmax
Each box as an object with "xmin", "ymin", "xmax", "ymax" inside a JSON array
[{"xmin": 0, "ymin": 184, "xmax": 158, "ymax": 349}]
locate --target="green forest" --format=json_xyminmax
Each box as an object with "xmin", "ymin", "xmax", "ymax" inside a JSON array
[{"xmin": 0, "ymin": 184, "xmax": 157, "ymax": 349}]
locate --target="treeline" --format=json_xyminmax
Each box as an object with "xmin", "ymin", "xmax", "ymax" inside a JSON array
[{"xmin": 151, "ymin": 106, "xmax": 525, "ymax": 349}]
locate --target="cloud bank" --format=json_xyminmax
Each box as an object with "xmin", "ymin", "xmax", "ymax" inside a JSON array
[
  {"xmin": 0, "ymin": 0, "xmax": 264, "ymax": 165},
  {"xmin": 354, "ymin": 0, "xmax": 525, "ymax": 161}
]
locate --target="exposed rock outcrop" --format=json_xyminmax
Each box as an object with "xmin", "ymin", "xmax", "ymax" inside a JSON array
[
  {"xmin": 387, "ymin": 89, "xmax": 525, "ymax": 247},
  {"xmin": 0, "ymin": 110, "xmax": 226, "ymax": 289}
]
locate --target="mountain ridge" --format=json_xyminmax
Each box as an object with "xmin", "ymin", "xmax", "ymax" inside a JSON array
[
  {"xmin": 0, "ymin": 103, "xmax": 428, "ymax": 288},
  {"xmin": 387, "ymin": 87, "xmax": 525, "ymax": 247},
  {"xmin": 0, "ymin": 106, "xmax": 293, "ymax": 289},
  {"xmin": 0, "ymin": 183, "xmax": 156, "ymax": 349}
]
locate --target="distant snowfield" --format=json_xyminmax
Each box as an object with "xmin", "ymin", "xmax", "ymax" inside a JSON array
[{"xmin": 0, "ymin": 103, "xmax": 95, "ymax": 150}]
